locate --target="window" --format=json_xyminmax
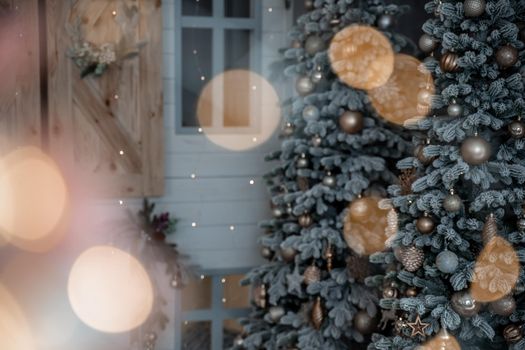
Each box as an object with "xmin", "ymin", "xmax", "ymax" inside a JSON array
[{"xmin": 175, "ymin": 0, "xmax": 262, "ymax": 134}]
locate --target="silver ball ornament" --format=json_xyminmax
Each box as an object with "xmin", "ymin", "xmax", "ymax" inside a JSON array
[
  {"xmin": 311, "ymin": 70, "xmax": 323, "ymax": 83},
  {"xmin": 509, "ymin": 119, "xmax": 525, "ymax": 138},
  {"xmin": 416, "ymin": 214, "xmax": 435, "ymax": 234},
  {"xmin": 282, "ymin": 123, "xmax": 294, "ymax": 136},
  {"xmin": 261, "ymin": 246, "xmax": 273, "ymax": 259},
  {"xmin": 272, "ymin": 207, "xmax": 284, "ymax": 218},
  {"xmin": 312, "ymin": 135, "xmax": 322, "ymax": 147},
  {"xmin": 303, "ymin": 105, "xmax": 319, "ymax": 121},
  {"xmin": 436, "ymin": 250, "xmax": 459, "ymax": 273},
  {"xmin": 304, "ymin": 0, "xmax": 314, "ymax": 10},
  {"xmin": 463, "ymin": 0, "xmax": 486, "ymax": 17},
  {"xmin": 489, "ymin": 296, "xmax": 516, "ymax": 317},
  {"xmin": 339, "ymin": 111, "xmax": 364, "ymax": 134},
  {"xmin": 233, "ymin": 335, "xmax": 244, "ymax": 346},
  {"xmin": 418, "ymin": 34, "xmax": 437, "ymax": 53},
  {"xmin": 377, "ymin": 14, "xmax": 394, "ymax": 29},
  {"xmin": 296, "ymin": 154, "xmax": 309, "ymax": 168},
  {"xmin": 461, "ymin": 136, "xmax": 491, "ymax": 165},
  {"xmin": 354, "ymin": 310, "xmax": 378, "ymax": 335},
  {"xmin": 496, "ymin": 45, "xmax": 518, "ymax": 69},
  {"xmin": 517, "ymin": 218, "xmax": 525, "ymax": 231},
  {"xmin": 443, "ymin": 191, "xmax": 462, "ymax": 212},
  {"xmin": 322, "ymin": 173, "xmax": 336, "ymax": 187},
  {"xmin": 448, "ymin": 102, "xmax": 464, "ymax": 117},
  {"xmin": 268, "ymin": 306, "xmax": 285, "ymax": 322},
  {"xmin": 451, "ymin": 290, "xmax": 480, "ymax": 317},
  {"xmin": 304, "ymin": 35, "xmax": 325, "ymax": 55},
  {"xmin": 296, "ymin": 76, "xmax": 314, "ymax": 96}
]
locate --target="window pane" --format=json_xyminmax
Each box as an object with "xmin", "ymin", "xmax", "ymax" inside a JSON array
[
  {"xmin": 225, "ymin": 0, "xmax": 251, "ymax": 18},
  {"xmin": 182, "ymin": 0, "xmax": 213, "ymax": 16},
  {"xmin": 224, "ymin": 30, "xmax": 252, "ymax": 127},
  {"xmin": 181, "ymin": 275, "xmax": 212, "ymax": 311},
  {"xmin": 223, "ymin": 274, "xmax": 250, "ymax": 309},
  {"xmin": 182, "ymin": 28, "xmax": 212, "ymax": 127},
  {"xmin": 182, "ymin": 321, "xmax": 211, "ymax": 350}
]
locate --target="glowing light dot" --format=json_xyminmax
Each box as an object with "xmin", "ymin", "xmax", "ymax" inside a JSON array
[
  {"xmin": 193, "ymin": 50, "xmax": 198, "ymax": 55},
  {"xmin": 229, "ymin": 225, "xmax": 235, "ymax": 231},
  {"xmin": 113, "ymin": 94, "xmax": 119, "ymax": 100},
  {"xmin": 222, "ymin": 298, "xmax": 227, "ymax": 303},
  {"xmin": 119, "ymin": 150, "xmax": 124, "ymax": 156},
  {"xmin": 198, "ymin": 128, "xmax": 203, "ymax": 133},
  {"xmin": 18, "ymin": 33, "xmax": 23, "ymax": 38},
  {"xmin": 190, "ymin": 173, "xmax": 196, "ymax": 179},
  {"xmin": 184, "ymin": 321, "xmax": 189, "ymax": 325},
  {"xmin": 200, "ymin": 76, "xmax": 205, "ymax": 81},
  {"xmin": 252, "ymin": 85, "xmax": 257, "ymax": 90},
  {"xmin": 249, "ymin": 179, "xmax": 255, "ymax": 185},
  {"xmin": 15, "ymin": 92, "xmax": 19, "ymax": 96},
  {"xmin": 221, "ymin": 278, "xmax": 226, "ymax": 283},
  {"xmin": 191, "ymin": 222, "xmax": 197, "ymax": 227},
  {"xmin": 268, "ymin": 7, "xmax": 273, "ymax": 12},
  {"xmin": 119, "ymin": 200, "xmax": 123, "ymax": 205},
  {"xmin": 112, "ymin": 10, "xmax": 117, "ymax": 16},
  {"xmin": 200, "ymin": 275, "xmax": 205, "ymax": 280},
  {"xmin": 252, "ymin": 137, "xmax": 258, "ymax": 142}
]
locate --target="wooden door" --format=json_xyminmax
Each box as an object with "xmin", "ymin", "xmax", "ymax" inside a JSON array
[{"xmin": 46, "ymin": 0, "xmax": 163, "ymax": 197}]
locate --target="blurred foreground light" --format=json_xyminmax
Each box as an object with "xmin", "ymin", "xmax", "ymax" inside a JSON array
[
  {"xmin": 471, "ymin": 236, "xmax": 519, "ymax": 303},
  {"xmin": 0, "ymin": 283, "xmax": 35, "ymax": 350},
  {"xmin": 329, "ymin": 25, "xmax": 394, "ymax": 90},
  {"xmin": 343, "ymin": 196, "xmax": 389, "ymax": 255},
  {"xmin": 418, "ymin": 328, "xmax": 460, "ymax": 350},
  {"xmin": 369, "ymin": 54, "xmax": 434, "ymax": 126},
  {"xmin": 68, "ymin": 246, "xmax": 153, "ymax": 333},
  {"xmin": 196, "ymin": 69, "xmax": 281, "ymax": 151},
  {"xmin": 0, "ymin": 147, "xmax": 68, "ymax": 252}
]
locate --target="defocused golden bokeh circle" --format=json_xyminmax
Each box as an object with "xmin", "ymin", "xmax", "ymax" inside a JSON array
[
  {"xmin": 471, "ymin": 236, "xmax": 519, "ymax": 303},
  {"xmin": 419, "ymin": 329, "xmax": 461, "ymax": 350},
  {"xmin": 0, "ymin": 283, "xmax": 35, "ymax": 350},
  {"xmin": 68, "ymin": 246, "xmax": 154, "ymax": 333},
  {"xmin": 0, "ymin": 147, "xmax": 68, "ymax": 252},
  {"xmin": 369, "ymin": 54, "xmax": 434, "ymax": 126},
  {"xmin": 196, "ymin": 69, "xmax": 281, "ymax": 151},
  {"xmin": 343, "ymin": 196, "xmax": 389, "ymax": 256},
  {"xmin": 329, "ymin": 25, "xmax": 394, "ymax": 90}
]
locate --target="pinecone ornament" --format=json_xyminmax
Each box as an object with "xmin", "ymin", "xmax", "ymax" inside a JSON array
[
  {"xmin": 399, "ymin": 246, "xmax": 424, "ymax": 272},
  {"xmin": 311, "ymin": 297, "xmax": 324, "ymax": 329},
  {"xmin": 482, "ymin": 213, "xmax": 497, "ymax": 244},
  {"xmin": 303, "ymin": 265, "xmax": 321, "ymax": 285}
]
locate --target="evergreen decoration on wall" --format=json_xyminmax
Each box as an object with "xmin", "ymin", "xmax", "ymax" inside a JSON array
[
  {"xmin": 236, "ymin": 0, "xmax": 412, "ymax": 348},
  {"xmin": 369, "ymin": 1, "xmax": 525, "ymax": 349}
]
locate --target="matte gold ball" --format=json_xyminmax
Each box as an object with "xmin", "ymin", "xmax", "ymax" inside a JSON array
[
  {"xmin": 405, "ymin": 287, "xmax": 418, "ymax": 297},
  {"xmin": 382, "ymin": 286, "xmax": 399, "ymax": 299},
  {"xmin": 416, "ymin": 215, "xmax": 435, "ymax": 234},
  {"xmin": 461, "ymin": 136, "xmax": 491, "ymax": 165}
]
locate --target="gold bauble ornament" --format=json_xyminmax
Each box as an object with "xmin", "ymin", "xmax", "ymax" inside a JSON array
[
  {"xmin": 440, "ymin": 52, "xmax": 459, "ymax": 72},
  {"xmin": 329, "ymin": 25, "xmax": 394, "ymax": 90},
  {"xmin": 344, "ymin": 196, "xmax": 389, "ymax": 255},
  {"xmin": 503, "ymin": 324, "xmax": 523, "ymax": 343},
  {"xmin": 298, "ymin": 213, "xmax": 313, "ymax": 228}
]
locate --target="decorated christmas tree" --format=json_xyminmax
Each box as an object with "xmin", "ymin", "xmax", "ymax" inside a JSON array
[
  {"xmin": 369, "ymin": 0, "xmax": 525, "ymax": 349},
  {"xmin": 236, "ymin": 1, "xmax": 415, "ymax": 348}
]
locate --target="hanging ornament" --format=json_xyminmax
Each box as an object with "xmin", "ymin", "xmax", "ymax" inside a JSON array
[
  {"xmin": 272, "ymin": 207, "xmax": 284, "ymax": 218},
  {"xmin": 233, "ymin": 334, "xmax": 244, "ymax": 347},
  {"xmin": 268, "ymin": 306, "xmax": 285, "ymax": 323},
  {"xmin": 447, "ymin": 101, "xmax": 464, "ymax": 117},
  {"xmin": 298, "ymin": 213, "xmax": 313, "ymax": 228},
  {"xmin": 322, "ymin": 172, "xmax": 336, "ymax": 187},
  {"xmin": 496, "ymin": 45, "xmax": 518, "ymax": 69},
  {"xmin": 399, "ymin": 245, "xmax": 424, "ymax": 272},
  {"xmin": 463, "ymin": 0, "xmax": 486, "ymax": 17},
  {"xmin": 303, "ymin": 264, "xmax": 321, "ymax": 285},
  {"xmin": 311, "ymin": 297, "xmax": 324, "ymax": 329},
  {"xmin": 517, "ymin": 217, "xmax": 525, "ymax": 231},
  {"xmin": 354, "ymin": 310, "xmax": 378, "ymax": 335},
  {"xmin": 282, "ymin": 122, "xmax": 294, "ymax": 136},
  {"xmin": 451, "ymin": 290, "xmax": 480, "ymax": 317},
  {"xmin": 424, "ymin": 328, "xmax": 461, "ymax": 350},
  {"xmin": 436, "ymin": 250, "xmax": 459, "ymax": 274},
  {"xmin": 311, "ymin": 68, "xmax": 323, "ymax": 83},
  {"xmin": 503, "ymin": 324, "xmax": 523, "ymax": 343},
  {"xmin": 418, "ymin": 34, "xmax": 437, "ymax": 53},
  {"xmin": 253, "ymin": 284, "xmax": 267, "ymax": 309},
  {"xmin": 443, "ymin": 189, "xmax": 462, "ymax": 213},
  {"xmin": 324, "ymin": 243, "xmax": 334, "ymax": 271},
  {"xmin": 303, "ymin": 105, "xmax": 319, "ymax": 121},
  {"xmin": 460, "ymin": 135, "xmax": 491, "ymax": 165},
  {"xmin": 346, "ymin": 255, "xmax": 371, "ymax": 282},
  {"xmin": 508, "ymin": 118, "xmax": 525, "ymax": 138},
  {"xmin": 416, "ymin": 212, "xmax": 435, "ymax": 234},
  {"xmin": 339, "ymin": 111, "xmax": 364, "ymax": 134},
  {"xmin": 296, "ymin": 154, "xmax": 309, "ymax": 168},
  {"xmin": 488, "ymin": 295, "xmax": 516, "ymax": 316},
  {"xmin": 406, "ymin": 314, "xmax": 430, "ymax": 337},
  {"xmin": 382, "ymin": 284, "xmax": 399, "ymax": 299},
  {"xmin": 311, "ymin": 135, "xmax": 322, "ymax": 147},
  {"xmin": 261, "ymin": 246, "xmax": 273, "ymax": 259},
  {"xmin": 440, "ymin": 52, "xmax": 459, "ymax": 72},
  {"xmin": 377, "ymin": 14, "xmax": 394, "ymax": 29},
  {"xmin": 304, "ymin": 0, "xmax": 314, "ymax": 10},
  {"xmin": 405, "ymin": 287, "xmax": 418, "ymax": 297},
  {"xmin": 280, "ymin": 246, "xmax": 297, "ymax": 262},
  {"xmin": 482, "ymin": 213, "xmax": 497, "ymax": 244},
  {"xmin": 414, "ymin": 142, "xmax": 433, "ymax": 165},
  {"xmin": 286, "ymin": 203, "xmax": 293, "ymax": 215},
  {"xmin": 304, "ymin": 35, "xmax": 325, "ymax": 55},
  {"xmin": 296, "ymin": 76, "xmax": 314, "ymax": 96}
]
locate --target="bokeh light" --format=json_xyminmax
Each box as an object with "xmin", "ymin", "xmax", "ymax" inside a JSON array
[
  {"xmin": 0, "ymin": 147, "xmax": 68, "ymax": 252},
  {"xmin": 329, "ymin": 25, "xmax": 394, "ymax": 90},
  {"xmin": 196, "ymin": 69, "xmax": 281, "ymax": 151},
  {"xmin": 471, "ymin": 237, "xmax": 520, "ymax": 303},
  {"xmin": 0, "ymin": 283, "xmax": 35, "ymax": 350},
  {"xmin": 343, "ymin": 196, "xmax": 389, "ymax": 255},
  {"xmin": 369, "ymin": 54, "xmax": 434, "ymax": 126},
  {"xmin": 419, "ymin": 328, "xmax": 460, "ymax": 350},
  {"xmin": 67, "ymin": 246, "xmax": 153, "ymax": 333}
]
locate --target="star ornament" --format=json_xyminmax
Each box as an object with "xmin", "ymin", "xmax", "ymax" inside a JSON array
[{"xmin": 407, "ymin": 314, "xmax": 430, "ymax": 337}]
